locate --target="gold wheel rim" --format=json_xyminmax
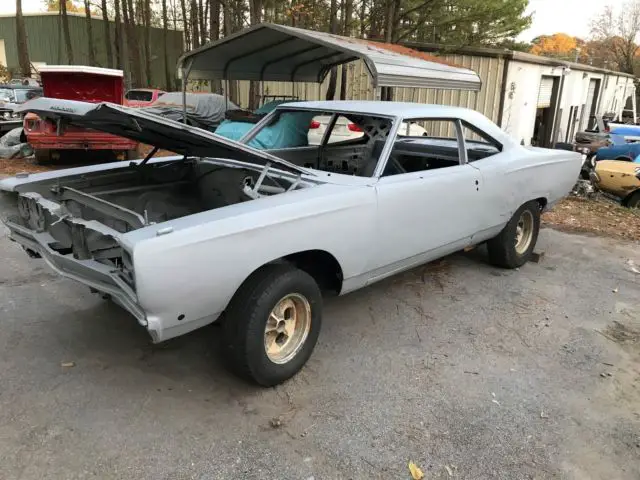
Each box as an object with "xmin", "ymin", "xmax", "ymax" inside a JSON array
[
  {"xmin": 515, "ymin": 210, "xmax": 534, "ymax": 255},
  {"xmin": 264, "ymin": 293, "xmax": 311, "ymax": 365}
]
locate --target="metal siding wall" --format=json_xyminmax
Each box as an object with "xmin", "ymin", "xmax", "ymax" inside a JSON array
[
  {"xmin": 0, "ymin": 15, "xmax": 183, "ymax": 89},
  {"xmin": 226, "ymin": 53, "xmax": 504, "ymax": 119}
]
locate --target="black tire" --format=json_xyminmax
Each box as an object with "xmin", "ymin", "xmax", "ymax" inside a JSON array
[
  {"xmin": 221, "ymin": 263, "xmax": 322, "ymax": 386},
  {"xmin": 487, "ymin": 201, "xmax": 541, "ymax": 269},
  {"xmin": 34, "ymin": 149, "xmax": 51, "ymax": 164},
  {"xmin": 626, "ymin": 191, "xmax": 640, "ymax": 209}
]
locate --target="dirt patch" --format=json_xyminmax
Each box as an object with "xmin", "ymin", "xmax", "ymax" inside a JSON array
[
  {"xmin": 0, "ymin": 144, "xmax": 178, "ymax": 177},
  {"xmin": 0, "ymin": 157, "xmax": 55, "ymax": 176},
  {"xmin": 543, "ymin": 196, "xmax": 640, "ymax": 242}
]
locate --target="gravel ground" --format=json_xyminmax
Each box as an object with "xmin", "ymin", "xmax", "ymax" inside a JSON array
[{"xmin": 0, "ymin": 218, "xmax": 639, "ymax": 479}]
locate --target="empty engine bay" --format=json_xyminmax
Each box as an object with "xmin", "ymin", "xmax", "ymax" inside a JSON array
[
  {"xmin": 7, "ymin": 158, "xmax": 310, "ymax": 274},
  {"xmin": 16, "ymin": 158, "xmax": 308, "ymax": 231}
]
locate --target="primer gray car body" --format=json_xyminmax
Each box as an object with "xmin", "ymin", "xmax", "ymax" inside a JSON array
[{"xmin": 0, "ymin": 98, "xmax": 582, "ymax": 343}]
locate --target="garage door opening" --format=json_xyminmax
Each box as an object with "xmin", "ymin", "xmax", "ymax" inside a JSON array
[{"xmin": 532, "ymin": 75, "xmax": 560, "ymax": 147}]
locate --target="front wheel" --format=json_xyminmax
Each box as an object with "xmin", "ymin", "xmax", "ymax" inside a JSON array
[
  {"xmin": 626, "ymin": 191, "xmax": 640, "ymax": 209},
  {"xmin": 221, "ymin": 264, "xmax": 322, "ymax": 386},
  {"xmin": 487, "ymin": 201, "xmax": 541, "ymax": 269}
]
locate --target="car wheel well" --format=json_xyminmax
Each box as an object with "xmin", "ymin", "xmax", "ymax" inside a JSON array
[
  {"xmin": 622, "ymin": 189, "xmax": 640, "ymax": 207},
  {"xmin": 535, "ymin": 197, "xmax": 548, "ymax": 211},
  {"xmin": 283, "ymin": 250, "xmax": 344, "ymax": 295}
]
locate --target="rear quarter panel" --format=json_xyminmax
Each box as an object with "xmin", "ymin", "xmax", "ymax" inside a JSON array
[
  {"xmin": 472, "ymin": 146, "xmax": 581, "ymax": 230},
  {"xmin": 125, "ymin": 183, "xmax": 377, "ymax": 336},
  {"xmin": 595, "ymin": 160, "xmax": 640, "ymax": 198}
]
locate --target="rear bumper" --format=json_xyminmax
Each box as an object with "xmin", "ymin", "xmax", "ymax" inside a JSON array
[
  {"xmin": 28, "ymin": 140, "xmax": 138, "ymax": 150},
  {"xmin": 5, "ymin": 218, "xmax": 146, "ymax": 326},
  {"xmin": 25, "ymin": 132, "xmax": 138, "ymax": 150}
]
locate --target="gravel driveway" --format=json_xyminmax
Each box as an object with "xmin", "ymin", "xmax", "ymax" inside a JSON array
[{"xmin": 1, "ymin": 219, "xmax": 639, "ymax": 480}]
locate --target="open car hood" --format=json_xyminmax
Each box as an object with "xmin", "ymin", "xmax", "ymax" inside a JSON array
[{"xmin": 16, "ymin": 97, "xmax": 313, "ymax": 176}]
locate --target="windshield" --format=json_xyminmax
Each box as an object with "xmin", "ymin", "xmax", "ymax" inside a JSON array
[
  {"xmin": 215, "ymin": 108, "xmax": 393, "ymax": 177},
  {"xmin": 14, "ymin": 89, "xmax": 41, "ymax": 103},
  {"xmin": 126, "ymin": 90, "xmax": 154, "ymax": 102}
]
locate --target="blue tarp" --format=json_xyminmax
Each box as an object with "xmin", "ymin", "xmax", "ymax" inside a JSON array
[
  {"xmin": 214, "ymin": 120, "xmax": 254, "ymax": 142},
  {"xmin": 246, "ymin": 111, "xmax": 316, "ymax": 150},
  {"xmin": 215, "ymin": 101, "xmax": 314, "ymax": 150}
]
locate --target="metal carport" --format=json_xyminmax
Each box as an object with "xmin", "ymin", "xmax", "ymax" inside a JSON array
[{"xmin": 176, "ymin": 23, "xmax": 482, "ymax": 93}]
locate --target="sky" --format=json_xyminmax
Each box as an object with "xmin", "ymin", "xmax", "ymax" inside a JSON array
[
  {"xmin": 0, "ymin": 0, "xmax": 629, "ymax": 43},
  {"xmin": 517, "ymin": 0, "xmax": 627, "ymax": 41}
]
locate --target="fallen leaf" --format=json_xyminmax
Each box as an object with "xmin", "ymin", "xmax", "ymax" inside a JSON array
[
  {"xmin": 408, "ymin": 461, "xmax": 424, "ymax": 480},
  {"xmin": 61, "ymin": 362, "xmax": 75, "ymax": 368}
]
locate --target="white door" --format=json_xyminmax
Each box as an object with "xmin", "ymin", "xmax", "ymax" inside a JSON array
[
  {"xmin": 537, "ymin": 77, "xmax": 555, "ymax": 108},
  {"xmin": 367, "ymin": 119, "xmax": 483, "ymax": 278},
  {"xmin": 460, "ymin": 121, "xmax": 516, "ymax": 232}
]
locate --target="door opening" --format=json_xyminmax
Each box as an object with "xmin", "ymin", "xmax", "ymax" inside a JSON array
[{"xmin": 532, "ymin": 75, "xmax": 560, "ymax": 147}]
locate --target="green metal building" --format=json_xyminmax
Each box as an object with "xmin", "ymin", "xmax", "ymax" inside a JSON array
[{"xmin": 0, "ymin": 12, "xmax": 184, "ymax": 89}]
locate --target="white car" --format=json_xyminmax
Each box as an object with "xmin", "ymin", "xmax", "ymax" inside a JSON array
[
  {"xmin": 308, "ymin": 115, "xmax": 427, "ymax": 145},
  {"xmin": 1, "ymin": 98, "xmax": 581, "ymax": 386}
]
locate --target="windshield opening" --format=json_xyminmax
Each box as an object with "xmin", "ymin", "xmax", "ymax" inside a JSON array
[{"xmin": 214, "ymin": 108, "xmax": 393, "ymax": 177}]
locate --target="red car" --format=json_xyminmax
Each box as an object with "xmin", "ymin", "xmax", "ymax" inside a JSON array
[
  {"xmin": 124, "ymin": 88, "xmax": 166, "ymax": 107},
  {"xmin": 23, "ymin": 66, "xmax": 139, "ymax": 163}
]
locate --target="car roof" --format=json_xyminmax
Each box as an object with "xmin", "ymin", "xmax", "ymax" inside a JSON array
[{"xmin": 278, "ymin": 100, "xmax": 517, "ymax": 147}]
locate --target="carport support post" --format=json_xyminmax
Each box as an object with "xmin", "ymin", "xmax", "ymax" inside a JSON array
[{"xmin": 181, "ymin": 59, "xmax": 193, "ymax": 125}]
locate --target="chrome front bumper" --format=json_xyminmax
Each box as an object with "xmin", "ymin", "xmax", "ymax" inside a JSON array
[{"xmin": 5, "ymin": 218, "xmax": 147, "ymax": 326}]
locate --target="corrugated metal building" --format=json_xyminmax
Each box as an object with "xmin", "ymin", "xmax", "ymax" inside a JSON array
[
  {"xmin": 209, "ymin": 42, "xmax": 634, "ymax": 147},
  {"xmin": 409, "ymin": 45, "xmax": 636, "ymax": 147},
  {"xmin": 0, "ymin": 12, "xmax": 183, "ymax": 89}
]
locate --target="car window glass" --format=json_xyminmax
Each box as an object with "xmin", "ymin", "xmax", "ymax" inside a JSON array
[
  {"xmin": 383, "ymin": 119, "xmax": 461, "ymax": 177},
  {"xmin": 126, "ymin": 90, "xmax": 154, "ymax": 102},
  {"xmin": 0, "ymin": 88, "xmax": 14, "ymax": 102},
  {"xmin": 461, "ymin": 122, "xmax": 502, "ymax": 162}
]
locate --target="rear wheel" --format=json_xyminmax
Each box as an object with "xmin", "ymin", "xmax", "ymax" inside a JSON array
[
  {"xmin": 221, "ymin": 263, "xmax": 322, "ymax": 386},
  {"xmin": 487, "ymin": 201, "xmax": 541, "ymax": 269}
]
